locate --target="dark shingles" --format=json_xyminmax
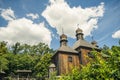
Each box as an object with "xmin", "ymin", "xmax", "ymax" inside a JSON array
[
  {"xmin": 73, "ymin": 39, "xmax": 98, "ymax": 49},
  {"xmin": 57, "ymin": 45, "xmax": 78, "ymax": 53}
]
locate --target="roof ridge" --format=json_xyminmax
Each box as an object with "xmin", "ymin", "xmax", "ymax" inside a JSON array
[
  {"xmin": 57, "ymin": 45, "xmax": 78, "ymax": 53},
  {"xmin": 73, "ymin": 39, "xmax": 98, "ymax": 49}
]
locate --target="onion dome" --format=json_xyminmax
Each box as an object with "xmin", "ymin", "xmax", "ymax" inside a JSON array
[
  {"xmin": 76, "ymin": 28, "xmax": 83, "ymax": 34},
  {"xmin": 91, "ymin": 40, "xmax": 98, "ymax": 47},
  {"xmin": 76, "ymin": 28, "xmax": 84, "ymax": 40},
  {"xmin": 60, "ymin": 34, "xmax": 68, "ymax": 46},
  {"xmin": 60, "ymin": 34, "xmax": 67, "ymax": 41}
]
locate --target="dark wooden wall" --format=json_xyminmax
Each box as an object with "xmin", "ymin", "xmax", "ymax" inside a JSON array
[
  {"xmin": 58, "ymin": 53, "xmax": 80, "ymax": 75},
  {"xmin": 52, "ymin": 47, "xmax": 96, "ymax": 75},
  {"xmin": 80, "ymin": 48, "xmax": 91, "ymax": 65}
]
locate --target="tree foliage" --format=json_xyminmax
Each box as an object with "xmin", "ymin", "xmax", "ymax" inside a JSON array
[
  {"xmin": 34, "ymin": 53, "xmax": 52, "ymax": 78},
  {"xmin": 0, "ymin": 41, "xmax": 8, "ymax": 72},
  {"xmin": 0, "ymin": 41, "xmax": 54, "ymax": 79}
]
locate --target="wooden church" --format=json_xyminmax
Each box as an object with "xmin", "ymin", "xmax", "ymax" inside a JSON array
[{"xmin": 49, "ymin": 28, "xmax": 100, "ymax": 75}]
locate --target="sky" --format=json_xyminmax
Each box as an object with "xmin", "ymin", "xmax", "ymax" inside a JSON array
[{"xmin": 0, "ymin": 0, "xmax": 120, "ymax": 50}]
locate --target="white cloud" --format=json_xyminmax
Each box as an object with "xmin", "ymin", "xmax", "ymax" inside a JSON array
[
  {"xmin": 0, "ymin": 8, "xmax": 52, "ymax": 46},
  {"xmin": 0, "ymin": 17, "xmax": 51, "ymax": 46},
  {"xmin": 0, "ymin": 8, "xmax": 16, "ymax": 21},
  {"xmin": 112, "ymin": 30, "xmax": 120, "ymax": 38},
  {"xmin": 26, "ymin": 13, "xmax": 39, "ymax": 20},
  {"xmin": 42, "ymin": 0, "xmax": 104, "ymax": 38}
]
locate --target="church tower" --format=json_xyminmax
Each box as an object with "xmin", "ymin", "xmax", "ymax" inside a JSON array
[
  {"xmin": 50, "ymin": 27, "xmax": 100, "ymax": 76},
  {"xmin": 73, "ymin": 28, "xmax": 99, "ymax": 65},
  {"xmin": 76, "ymin": 28, "xmax": 84, "ymax": 40},
  {"xmin": 52, "ymin": 33, "xmax": 80, "ymax": 75},
  {"xmin": 60, "ymin": 34, "xmax": 68, "ymax": 46}
]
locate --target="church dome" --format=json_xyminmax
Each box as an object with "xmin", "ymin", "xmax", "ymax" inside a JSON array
[
  {"xmin": 76, "ymin": 28, "xmax": 84, "ymax": 40},
  {"xmin": 60, "ymin": 34, "xmax": 67, "ymax": 40},
  {"xmin": 91, "ymin": 40, "xmax": 97, "ymax": 44},
  {"xmin": 76, "ymin": 28, "xmax": 83, "ymax": 34},
  {"xmin": 91, "ymin": 40, "xmax": 98, "ymax": 47}
]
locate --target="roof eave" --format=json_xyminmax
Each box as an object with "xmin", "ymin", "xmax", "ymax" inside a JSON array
[{"xmin": 75, "ymin": 45, "xmax": 101, "ymax": 51}]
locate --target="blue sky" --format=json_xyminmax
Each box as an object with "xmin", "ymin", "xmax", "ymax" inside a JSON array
[{"xmin": 0, "ymin": 0, "xmax": 120, "ymax": 50}]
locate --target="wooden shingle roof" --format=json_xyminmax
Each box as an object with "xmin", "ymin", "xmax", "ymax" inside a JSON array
[
  {"xmin": 73, "ymin": 39, "xmax": 98, "ymax": 49},
  {"xmin": 57, "ymin": 45, "xmax": 78, "ymax": 54}
]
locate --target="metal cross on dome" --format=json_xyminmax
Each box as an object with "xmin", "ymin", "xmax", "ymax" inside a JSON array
[
  {"xmin": 77, "ymin": 24, "xmax": 79, "ymax": 28},
  {"xmin": 62, "ymin": 27, "xmax": 64, "ymax": 34}
]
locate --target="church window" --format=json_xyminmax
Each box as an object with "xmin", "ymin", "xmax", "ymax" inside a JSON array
[
  {"xmin": 88, "ymin": 52, "xmax": 94, "ymax": 58},
  {"xmin": 68, "ymin": 56, "xmax": 72, "ymax": 62}
]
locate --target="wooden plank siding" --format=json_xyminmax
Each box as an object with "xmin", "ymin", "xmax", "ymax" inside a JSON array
[
  {"xmin": 80, "ymin": 48, "xmax": 91, "ymax": 65},
  {"xmin": 58, "ymin": 53, "xmax": 80, "ymax": 75},
  {"xmin": 52, "ymin": 47, "xmax": 99, "ymax": 75}
]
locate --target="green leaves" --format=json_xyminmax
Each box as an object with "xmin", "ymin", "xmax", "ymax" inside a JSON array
[
  {"xmin": 0, "ymin": 41, "xmax": 9, "ymax": 72},
  {"xmin": 0, "ymin": 41, "xmax": 54, "ymax": 79},
  {"xmin": 0, "ymin": 55, "xmax": 8, "ymax": 71},
  {"xmin": 34, "ymin": 53, "xmax": 52, "ymax": 78}
]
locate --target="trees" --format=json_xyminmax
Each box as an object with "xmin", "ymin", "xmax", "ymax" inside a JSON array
[
  {"xmin": 109, "ymin": 45, "xmax": 120, "ymax": 79},
  {"xmin": 34, "ymin": 53, "xmax": 52, "ymax": 78},
  {"xmin": 0, "ymin": 55, "xmax": 8, "ymax": 72},
  {"xmin": 0, "ymin": 41, "xmax": 8, "ymax": 55},
  {"xmin": 0, "ymin": 41, "xmax": 8, "ymax": 72},
  {"xmin": 0, "ymin": 41, "xmax": 54, "ymax": 79}
]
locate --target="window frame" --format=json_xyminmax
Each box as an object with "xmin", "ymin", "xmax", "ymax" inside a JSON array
[{"xmin": 68, "ymin": 56, "xmax": 72, "ymax": 62}]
